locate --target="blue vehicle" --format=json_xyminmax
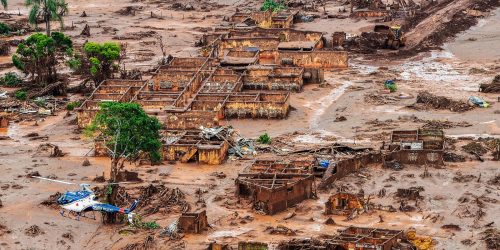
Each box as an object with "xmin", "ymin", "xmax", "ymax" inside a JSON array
[{"xmin": 34, "ymin": 176, "xmax": 139, "ymax": 222}]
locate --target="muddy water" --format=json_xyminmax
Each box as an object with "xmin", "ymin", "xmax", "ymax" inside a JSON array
[{"xmin": 445, "ymin": 8, "xmax": 500, "ymax": 62}]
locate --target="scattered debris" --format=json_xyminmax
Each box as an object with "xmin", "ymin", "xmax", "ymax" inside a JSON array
[
  {"xmin": 265, "ymin": 225, "xmax": 297, "ymax": 236},
  {"xmin": 82, "ymin": 158, "xmax": 91, "ymax": 166},
  {"xmin": 25, "ymin": 225, "xmax": 44, "ymax": 237},
  {"xmin": 441, "ymin": 224, "xmax": 461, "ymax": 231},
  {"xmin": 412, "ymin": 91, "xmax": 473, "ymax": 112},
  {"xmin": 36, "ymin": 143, "xmax": 65, "ymax": 157},
  {"xmin": 40, "ymin": 192, "xmax": 62, "ymax": 209}
]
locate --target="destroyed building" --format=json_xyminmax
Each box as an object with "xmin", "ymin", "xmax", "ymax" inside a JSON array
[
  {"xmin": 384, "ymin": 129, "xmax": 445, "ymax": 165},
  {"xmin": 325, "ymin": 192, "xmax": 364, "ymax": 216},
  {"xmin": 277, "ymin": 226, "xmax": 405, "ymax": 250},
  {"xmin": 236, "ymin": 159, "xmax": 316, "ymax": 214},
  {"xmin": 76, "ymin": 10, "xmax": 350, "ymax": 164},
  {"xmin": 178, "ymin": 210, "xmax": 209, "ymax": 234}
]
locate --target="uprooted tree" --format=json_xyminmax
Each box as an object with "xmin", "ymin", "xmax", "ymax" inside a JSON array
[
  {"xmin": 12, "ymin": 32, "xmax": 72, "ymax": 93},
  {"xmin": 70, "ymin": 42, "xmax": 122, "ymax": 84}
]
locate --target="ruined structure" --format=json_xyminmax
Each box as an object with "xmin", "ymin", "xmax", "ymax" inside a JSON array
[
  {"xmin": 236, "ymin": 160, "xmax": 316, "ymax": 214},
  {"xmin": 178, "ymin": 210, "xmax": 208, "ymax": 234},
  {"xmin": 319, "ymin": 151, "xmax": 382, "ymax": 188},
  {"xmin": 76, "ymin": 9, "xmax": 349, "ymax": 164},
  {"xmin": 325, "ymin": 192, "xmax": 364, "ymax": 215},
  {"xmin": 0, "ymin": 114, "xmax": 9, "ymax": 128},
  {"xmin": 163, "ymin": 130, "xmax": 229, "ymax": 165},
  {"xmin": 278, "ymin": 226, "xmax": 405, "ymax": 250},
  {"xmin": 385, "ymin": 129, "xmax": 445, "ymax": 165}
]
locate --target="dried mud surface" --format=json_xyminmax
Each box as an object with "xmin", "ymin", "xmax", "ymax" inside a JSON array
[{"xmin": 0, "ymin": 0, "xmax": 499, "ymax": 249}]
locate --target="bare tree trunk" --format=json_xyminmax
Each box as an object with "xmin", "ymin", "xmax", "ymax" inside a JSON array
[
  {"xmin": 111, "ymin": 158, "xmax": 119, "ymax": 182},
  {"xmin": 104, "ymin": 158, "xmax": 120, "ymax": 224},
  {"xmin": 104, "ymin": 183, "xmax": 118, "ymax": 224},
  {"xmin": 44, "ymin": 0, "xmax": 51, "ymax": 36}
]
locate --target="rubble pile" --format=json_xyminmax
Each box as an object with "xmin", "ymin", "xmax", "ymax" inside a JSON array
[
  {"xmin": 462, "ymin": 141, "xmax": 488, "ymax": 156},
  {"xmin": 264, "ymin": 225, "xmax": 298, "ymax": 236},
  {"xmin": 120, "ymin": 235, "xmax": 155, "ymax": 250},
  {"xmin": 413, "ymin": 91, "xmax": 473, "ymax": 112},
  {"xmin": 277, "ymin": 238, "xmax": 325, "ymax": 249},
  {"xmin": 24, "ymin": 225, "xmax": 44, "ymax": 237},
  {"xmin": 422, "ymin": 120, "xmax": 472, "ymax": 129},
  {"xmin": 40, "ymin": 192, "xmax": 62, "ymax": 209},
  {"xmin": 136, "ymin": 184, "xmax": 190, "ymax": 215},
  {"xmin": 479, "ymin": 75, "xmax": 500, "ymax": 93},
  {"xmin": 36, "ymin": 143, "xmax": 65, "ymax": 157},
  {"xmin": 481, "ymin": 228, "xmax": 500, "ymax": 249}
]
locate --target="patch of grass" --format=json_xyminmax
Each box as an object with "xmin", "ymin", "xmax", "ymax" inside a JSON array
[
  {"xmin": 130, "ymin": 215, "xmax": 160, "ymax": 229},
  {"xmin": 66, "ymin": 101, "xmax": 81, "ymax": 111},
  {"xmin": 0, "ymin": 23, "xmax": 10, "ymax": 35},
  {"xmin": 261, "ymin": 0, "xmax": 286, "ymax": 12},
  {"xmin": 14, "ymin": 90, "xmax": 27, "ymax": 100},
  {"xmin": 257, "ymin": 133, "xmax": 271, "ymax": 144},
  {"xmin": 0, "ymin": 72, "xmax": 22, "ymax": 87}
]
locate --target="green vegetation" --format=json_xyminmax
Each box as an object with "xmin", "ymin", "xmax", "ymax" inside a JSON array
[
  {"xmin": 26, "ymin": 0, "xmax": 68, "ymax": 36},
  {"xmin": 12, "ymin": 32, "xmax": 72, "ymax": 86},
  {"xmin": 34, "ymin": 97, "xmax": 46, "ymax": 107},
  {"xmin": 73, "ymin": 42, "xmax": 121, "ymax": 84},
  {"xmin": 66, "ymin": 101, "xmax": 81, "ymax": 111},
  {"xmin": 0, "ymin": 72, "xmax": 22, "ymax": 87},
  {"xmin": 131, "ymin": 215, "xmax": 160, "ymax": 229},
  {"xmin": 0, "ymin": 23, "xmax": 10, "ymax": 34},
  {"xmin": 1, "ymin": 0, "xmax": 7, "ymax": 9},
  {"xmin": 86, "ymin": 102, "xmax": 162, "ymax": 182},
  {"xmin": 257, "ymin": 132, "xmax": 271, "ymax": 144},
  {"xmin": 14, "ymin": 90, "xmax": 27, "ymax": 100},
  {"xmin": 260, "ymin": 0, "xmax": 286, "ymax": 12}
]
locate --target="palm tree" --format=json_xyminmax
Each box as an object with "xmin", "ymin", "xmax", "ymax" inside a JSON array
[{"xmin": 25, "ymin": 0, "xmax": 68, "ymax": 36}]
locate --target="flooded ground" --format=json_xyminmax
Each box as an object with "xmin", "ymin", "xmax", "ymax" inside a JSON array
[{"xmin": 0, "ymin": 0, "xmax": 499, "ymax": 249}]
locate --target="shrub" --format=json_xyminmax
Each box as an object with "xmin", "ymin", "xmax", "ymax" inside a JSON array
[
  {"xmin": 0, "ymin": 72, "xmax": 22, "ymax": 87},
  {"xmin": 257, "ymin": 133, "xmax": 271, "ymax": 144},
  {"xmin": 0, "ymin": 23, "xmax": 10, "ymax": 35},
  {"xmin": 34, "ymin": 97, "xmax": 46, "ymax": 107},
  {"xmin": 66, "ymin": 101, "xmax": 81, "ymax": 111},
  {"xmin": 14, "ymin": 90, "xmax": 27, "ymax": 100},
  {"xmin": 261, "ymin": 0, "xmax": 286, "ymax": 12},
  {"xmin": 131, "ymin": 214, "xmax": 160, "ymax": 229}
]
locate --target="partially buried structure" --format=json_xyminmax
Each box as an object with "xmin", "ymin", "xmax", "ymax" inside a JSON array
[
  {"xmin": 384, "ymin": 129, "xmax": 445, "ymax": 165},
  {"xmin": 76, "ymin": 8, "xmax": 349, "ymax": 165},
  {"xmin": 235, "ymin": 159, "xmax": 316, "ymax": 215}
]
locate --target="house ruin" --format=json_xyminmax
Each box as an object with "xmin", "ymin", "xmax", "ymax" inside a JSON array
[
  {"xmin": 177, "ymin": 210, "xmax": 209, "ymax": 234},
  {"xmin": 76, "ymin": 9, "xmax": 350, "ymax": 164},
  {"xmin": 236, "ymin": 160, "xmax": 316, "ymax": 214},
  {"xmin": 277, "ymin": 226, "xmax": 405, "ymax": 250},
  {"xmin": 325, "ymin": 192, "xmax": 365, "ymax": 216},
  {"xmin": 384, "ymin": 129, "xmax": 445, "ymax": 165}
]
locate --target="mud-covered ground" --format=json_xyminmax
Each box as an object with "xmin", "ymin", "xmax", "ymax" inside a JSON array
[{"xmin": 0, "ymin": 0, "xmax": 499, "ymax": 249}]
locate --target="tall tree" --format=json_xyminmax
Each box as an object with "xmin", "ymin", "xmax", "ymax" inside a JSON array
[
  {"xmin": 86, "ymin": 102, "xmax": 162, "ymax": 223},
  {"xmin": 1, "ymin": 0, "xmax": 7, "ymax": 9},
  {"xmin": 86, "ymin": 102, "xmax": 162, "ymax": 182},
  {"xmin": 70, "ymin": 42, "xmax": 122, "ymax": 84},
  {"xmin": 12, "ymin": 32, "xmax": 72, "ymax": 86},
  {"xmin": 26, "ymin": 0, "xmax": 68, "ymax": 36}
]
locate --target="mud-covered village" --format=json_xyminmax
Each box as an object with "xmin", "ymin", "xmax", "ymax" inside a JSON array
[{"xmin": 0, "ymin": 0, "xmax": 499, "ymax": 249}]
